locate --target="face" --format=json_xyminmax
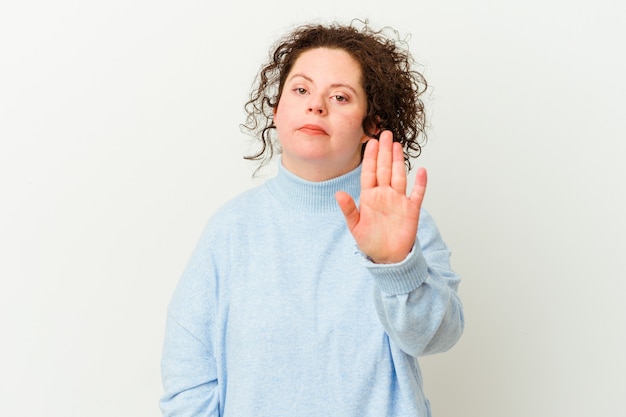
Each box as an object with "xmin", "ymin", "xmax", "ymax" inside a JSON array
[{"xmin": 273, "ymin": 47, "xmax": 370, "ymax": 181}]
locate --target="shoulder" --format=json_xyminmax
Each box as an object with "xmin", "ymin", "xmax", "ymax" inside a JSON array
[
  {"xmin": 417, "ymin": 207, "xmax": 437, "ymax": 233},
  {"xmin": 417, "ymin": 208, "xmax": 450, "ymax": 252},
  {"xmin": 200, "ymin": 182, "xmax": 274, "ymax": 238},
  {"xmin": 214, "ymin": 184, "xmax": 266, "ymax": 217}
]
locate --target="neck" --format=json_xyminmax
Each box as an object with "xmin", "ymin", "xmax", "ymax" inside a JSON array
[
  {"xmin": 266, "ymin": 160, "xmax": 362, "ymax": 213},
  {"xmin": 280, "ymin": 158, "xmax": 362, "ymax": 182}
]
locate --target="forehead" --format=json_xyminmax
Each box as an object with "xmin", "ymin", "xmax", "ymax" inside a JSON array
[{"xmin": 288, "ymin": 47, "xmax": 363, "ymax": 85}]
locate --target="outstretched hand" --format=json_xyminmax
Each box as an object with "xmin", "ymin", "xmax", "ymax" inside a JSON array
[{"xmin": 335, "ymin": 130, "xmax": 427, "ymax": 264}]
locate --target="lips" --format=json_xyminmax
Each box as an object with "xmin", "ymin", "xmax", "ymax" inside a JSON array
[{"xmin": 298, "ymin": 124, "xmax": 328, "ymax": 136}]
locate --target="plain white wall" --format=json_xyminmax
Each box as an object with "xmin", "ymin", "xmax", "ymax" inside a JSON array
[{"xmin": 1, "ymin": 1, "xmax": 624, "ymax": 416}]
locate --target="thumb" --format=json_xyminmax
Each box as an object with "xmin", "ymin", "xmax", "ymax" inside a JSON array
[
  {"xmin": 335, "ymin": 191, "xmax": 359, "ymax": 231},
  {"xmin": 409, "ymin": 167, "xmax": 428, "ymax": 207}
]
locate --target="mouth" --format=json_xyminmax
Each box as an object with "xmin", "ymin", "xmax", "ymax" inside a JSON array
[{"xmin": 298, "ymin": 124, "xmax": 328, "ymax": 136}]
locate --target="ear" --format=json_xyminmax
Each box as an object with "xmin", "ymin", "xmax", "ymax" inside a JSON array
[{"xmin": 362, "ymin": 115, "xmax": 381, "ymax": 142}]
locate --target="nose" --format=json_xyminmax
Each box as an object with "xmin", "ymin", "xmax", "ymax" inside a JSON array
[{"xmin": 307, "ymin": 94, "xmax": 326, "ymax": 115}]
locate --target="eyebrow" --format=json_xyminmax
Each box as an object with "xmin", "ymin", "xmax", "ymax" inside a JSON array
[{"xmin": 288, "ymin": 73, "xmax": 360, "ymax": 96}]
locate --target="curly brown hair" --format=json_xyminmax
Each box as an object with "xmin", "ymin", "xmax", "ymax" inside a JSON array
[{"xmin": 241, "ymin": 19, "xmax": 428, "ymax": 172}]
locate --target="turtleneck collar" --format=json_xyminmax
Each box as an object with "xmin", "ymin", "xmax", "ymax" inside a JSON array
[{"xmin": 266, "ymin": 161, "xmax": 362, "ymax": 213}]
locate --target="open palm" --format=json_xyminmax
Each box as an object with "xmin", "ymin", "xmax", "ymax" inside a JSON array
[{"xmin": 336, "ymin": 131, "xmax": 427, "ymax": 264}]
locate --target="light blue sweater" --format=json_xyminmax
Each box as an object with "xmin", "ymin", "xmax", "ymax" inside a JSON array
[{"xmin": 160, "ymin": 163, "xmax": 464, "ymax": 417}]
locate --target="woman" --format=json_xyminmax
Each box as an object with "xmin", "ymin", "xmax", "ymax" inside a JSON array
[{"xmin": 160, "ymin": 20, "xmax": 464, "ymax": 417}]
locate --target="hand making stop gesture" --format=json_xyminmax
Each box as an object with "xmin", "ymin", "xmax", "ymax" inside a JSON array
[{"xmin": 335, "ymin": 130, "xmax": 428, "ymax": 264}]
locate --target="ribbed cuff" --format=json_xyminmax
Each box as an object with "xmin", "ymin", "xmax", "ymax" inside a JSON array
[{"xmin": 359, "ymin": 241, "xmax": 429, "ymax": 295}]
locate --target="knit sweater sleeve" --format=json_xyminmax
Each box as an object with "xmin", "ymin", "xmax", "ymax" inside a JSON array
[
  {"xmin": 364, "ymin": 209, "xmax": 464, "ymax": 357},
  {"xmin": 159, "ymin": 221, "xmax": 221, "ymax": 417}
]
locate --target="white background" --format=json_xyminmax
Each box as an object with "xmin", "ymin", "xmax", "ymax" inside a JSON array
[{"xmin": 1, "ymin": 1, "xmax": 625, "ymax": 416}]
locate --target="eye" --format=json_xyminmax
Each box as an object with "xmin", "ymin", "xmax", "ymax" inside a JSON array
[
  {"xmin": 294, "ymin": 87, "xmax": 308, "ymax": 95},
  {"xmin": 331, "ymin": 94, "xmax": 349, "ymax": 103}
]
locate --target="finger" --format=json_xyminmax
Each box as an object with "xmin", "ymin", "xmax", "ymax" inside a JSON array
[
  {"xmin": 390, "ymin": 141, "xmax": 407, "ymax": 193},
  {"xmin": 376, "ymin": 131, "xmax": 394, "ymax": 186},
  {"xmin": 335, "ymin": 191, "xmax": 360, "ymax": 231},
  {"xmin": 361, "ymin": 138, "xmax": 378, "ymax": 189},
  {"xmin": 409, "ymin": 167, "xmax": 428, "ymax": 208}
]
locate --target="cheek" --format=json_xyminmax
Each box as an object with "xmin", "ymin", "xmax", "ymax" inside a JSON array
[
  {"xmin": 273, "ymin": 101, "xmax": 288, "ymax": 128},
  {"xmin": 348, "ymin": 117, "xmax": 365, "ymax": 135}
]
